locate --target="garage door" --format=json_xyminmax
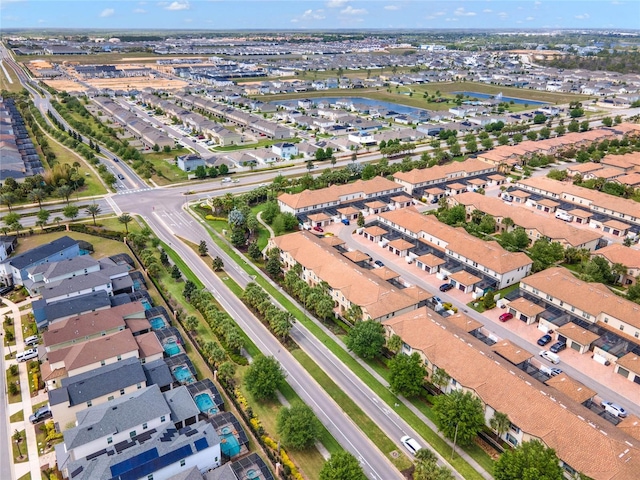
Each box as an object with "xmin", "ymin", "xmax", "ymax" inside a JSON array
[
  {"xmin": 570, "ymin": 341, "xmax": 581, "ymax": 352},
  {"xmin": 458, "ymin": 283, "xmax": 465, "ymax": 291}
]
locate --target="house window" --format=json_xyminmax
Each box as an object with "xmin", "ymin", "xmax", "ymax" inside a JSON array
[
  {"xmin": 617, "ymin": 367, "xmax": 630, "ymax": 378},
  {"xmin": 130, "ymin": 430, "xmax": 137, "ymax": 439},
  {"xmin": 117, "ymin": 355, "xmax": 122, "ymax": 361},
  {"xmin": 180, "ymin": 459, "xmax": 186, "ymax": 467},
  {"xmin": 101, "ymin": 360, "xmax": 106, "ymax": 366},
  {"xmin": 161, "ymin": 415, "xmax": 166, "ymax": 422},
  {"xmin": 619, "ymin": 325, "xmax": 624, "ymax": 331},
  {"xmin": 143, "ymin": 423, "xmax": 148, "ymax": 430},
  {"xmin": 147, "ymin": 475, "xmax": 153, "ymax": 480},
  {"xmin": 87, "ymin": 401, "xmax": 92, "ymax": 407},
  {"xmin": 120, "ymin": 389, "xmax": 125, "ymax": 395},
  {"xmin": 108, "ymin": 396, "xmax": 114, "ymax": 401}
]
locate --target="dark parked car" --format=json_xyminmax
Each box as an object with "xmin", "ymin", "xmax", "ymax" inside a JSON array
[
  {"xmin": 374, "ymin": 260, "xmax": 385, "ymax": 268},
  {"xmin": 550, "ymin": 341, "xmax": 567, "ymax": 353},
  {"xmin": 537, "ymin": 334, "xmax": 552, "ymax": 346},
  {"xmin": 313, "ymin": 226, "xmax": 323, "ymax": 233},
  {"xmin": 29, "ymin": 406, "xmax": 52, "ymax": 424},
  {"xmin": 439, "ymin": 283, "xmax": 454, "ymax": 292}
]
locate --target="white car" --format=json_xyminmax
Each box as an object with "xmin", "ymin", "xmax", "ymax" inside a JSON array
[
  {"xmin": 539, "ymin": 350, "xmax": 560, "ymax": 364},
  {"xmin": 400, "ymin": 435, "xmax": 422, "ymax": 455},
  {"xmin": 602, "ymin": 401, "xmax": 627, "ymax": 418}
]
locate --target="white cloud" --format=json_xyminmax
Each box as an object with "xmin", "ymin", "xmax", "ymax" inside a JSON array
[
  {"xmin": 295, "ymin": 9, "xmax": 326, "ymax": 21},
  {"xmin": 165, "ymin": 1, "xmax": 189, "ymax": 11},
  {"xmin": 100, "ymin": 8, "xmax": 115, "ymax": 17},
  {"xmin": 384, "ymin": 5, "xmax": 399, "ymax": 10},
  {"xmin": 483, "ymin": 9, "xmax": 492, "ymax": 13},
  {"xmin": 575, "ymin": 13, "xmax": 590, "ymax": 19},
  {"xmin": 341, "ymin": 5, "xmax": 367, "ymax": 15},
  {"xmin": 611, "ymin": 0, "xmax": 622, "ymax": 4},
  {"xmin": 445, "ymin": 17, "xmax": 458, "ymax": 22},
  {"xmin": 134, "ymin": 8, "xmax": 147, "ymax": 13},
  {"xmin": 326, "ymin": 0, "xmax": 348, "ymax": 7},
  {"xmin": 534, "ymin": 1, "xmax": 541, "ymax": 4},
  {"xmin": 497, "ymin": 11, "xmax": 508, "ymax": 18},
  {"xmin": 526, "ymin": 16, "xmax": 534, "ymax": 20},
  {"xmin": 454, "ymin": 7, "xmax": 476, "ymax": 16}
]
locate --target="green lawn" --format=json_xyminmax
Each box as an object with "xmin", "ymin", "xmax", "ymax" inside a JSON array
[
  {"xmin": 193, "ymin": 207, "xmax": 491, "ymax": 479},
  {"xmin": 17, "ymin": 472, "xmax": 31, "ymax": 480},
  {"xmin": 11, "ymin": 230, "xmax": 131, "ymax": 259},
  {"xmin": 12, "ymin": 430, "xmax": 28, "ymax": 463},
  {"xmin": 6, "ymin": 368, "xmax": 22, "ymax": 404},
  {"xmin": 141, "ymin": 148, "xmax": 190, "ymax": 185},
  {"xmin": 9, "ymin": 410, "xmax": 24, "ymax": 423},
  {"xmin": 0, "ymin": 60, "xmax": 23, "ymax": 93}
]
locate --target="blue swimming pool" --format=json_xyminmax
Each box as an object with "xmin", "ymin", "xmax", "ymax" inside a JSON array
[
  {"xmin": 141, "ymin": 299, "xmax": 152, "ymax": 310},
  {"xmin": 173, "ymin": 365, "xmax": 195, "ymax": 384},
  {"xmin": 150, "ymin": 317, "xmax": 166, "ymax": 330},
  {"xmin": 452, "ymin": 91, "xmax": 549, "ymax": 106},
  {"xmin": 194, "ymin": 392, "xmax": 218, "ymax": 415},
  {"xmin": 245, "ymin": 469, "xmax": 259, "ymax": 480},
  {"xmin": 164, "ymin": 340, "xmax": 181, "ymax": 357},
  {"xmin": 220, "ymin": 427, "xmax": 241, "ymax": 457}
]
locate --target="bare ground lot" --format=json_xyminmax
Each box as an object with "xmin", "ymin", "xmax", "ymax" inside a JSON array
[{"xmin": 43, "ymin": 76, "xmax": 188, "ymax": 93}]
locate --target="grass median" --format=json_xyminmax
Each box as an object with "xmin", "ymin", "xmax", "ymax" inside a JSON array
[{"xmin": 194, "ymin": 208, "xmax": 490, "ymax": 479}]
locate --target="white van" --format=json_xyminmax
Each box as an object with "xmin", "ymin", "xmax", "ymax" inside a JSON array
[
  {"xmin": 555, "ymin": 212, "xmax": 574, "ymax": 222},
  {"xmin": 539, "ymin": 350, "xmax": 560, "ymax": 364},
  {"xmin": 400, "ymin": 436, "xmax": 422, "ymax": 455},
  {"xmin": 16, "ymin": 348, "xmax": 38, "ymax": 363},
  {"xmin": 24, "ymin": 335, "xmax": 39, "ymax": 347}
]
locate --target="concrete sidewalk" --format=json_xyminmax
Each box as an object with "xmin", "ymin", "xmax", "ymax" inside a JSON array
[{"xmin": 2, "ymin": 297, "xmax": 43, "ymax": 480}]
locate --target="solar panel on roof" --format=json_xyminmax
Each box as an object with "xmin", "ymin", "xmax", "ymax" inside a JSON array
[
  {"xmin": 70, "ymin": 466, "xmax": 83, "ymax": 478},
  {"xmin": 110, "ymin": 447, "xmax": 158, "ymax": 477},
  {"xmin": 194, "ymin": 437, "xmax": 208, "ymax": 451}
]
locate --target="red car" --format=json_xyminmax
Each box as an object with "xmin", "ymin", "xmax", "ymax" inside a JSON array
[
  {"xmin": 313, "ymin": 226, "xmax": 324, "ymax": 233},
  {"xmin": 499, "ymin": 312, "xmax": 514, "ymax": 322}
]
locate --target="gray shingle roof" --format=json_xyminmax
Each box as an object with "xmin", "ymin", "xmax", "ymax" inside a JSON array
[
  {"xmin": 49, "ymin": 357, "xmax": 145, "ymax": 407},
  {"xmin": 41, "ymin": 265, "xmax": 129, "ymax": 300},
  {"xmin": 5, "ymin": 236, "xmax": 78, "ymax": 270},
  {"xmin": 142, "ymin": 358, "xmax": 173, "ymax": 390},
  {"xmin": 63, "ymin": 384, "xmax": 170, "ymax": 450},
  {"xmin": 163, "ymin": 386, "xmax": 199, "ymax": 424},
  {"xmin": 33, "ymin": 291, "xmax": 111, "ymax": 326},
  {"xmin": 27, "ymin": 255, "xmax": 98, "ymax": 278}
]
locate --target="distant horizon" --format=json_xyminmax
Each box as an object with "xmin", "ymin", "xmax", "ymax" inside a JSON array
[{"xmin": 2, "ymin": 1, "xmax": 639, "ymax": 31}]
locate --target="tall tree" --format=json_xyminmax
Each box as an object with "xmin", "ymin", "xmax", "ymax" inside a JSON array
[
  {"xmin": 0, "ymin": 192, "xmax": 18, "ymax": 213},
  {"xmin": 27, "ymin": 188, "xmax": 46, "ymax": 208},
  {"xmin": 244, "ymin": 355, "xmax": 286, "ymax": 401},
  {"xmin": 493, "ymin": 440, "xmax": 564, "ymax": 480},
  {"xmin": 490, "ymin": 411, "xmax": 510, "ymax": 439},
  {"xmin": 389, "ymin": 352, "xmax": 426, "ymax": 397},
  {"xmin": 56, "ymin": 185, "xmax": 73, "ymax": 204},
  {"xmin": 345, "ymin": 320, "xmax": 386, "ymax": 359},
  {"xmin": 319, "ymin": 452, "xmax": 367, "ymax": 480},
  {"xmin": 276, "ymin": 402, "xmax": 322, "ymax": 450},
  {"xmin": 85, "ymin": 203, "xmax": 101, "ymax": 226},
  {"xmin": 198, "ymin": 240, "xmax": 208, "ymax": 256},
  {"xmin": 62, "ymin": 205, "xmax": 79, "ymax": 222},
  {"xmin": 432, "ymin": 390, "xmax": 485, "ymax": 447},
  {"xmin": 118, "ymin": 213, "xmax": 133, "ymax": 234}
]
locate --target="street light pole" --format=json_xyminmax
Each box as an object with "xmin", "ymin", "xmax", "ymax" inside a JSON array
[{"xmin": 451, "ymin": 422, "xmax": 459, "ymax": 461}]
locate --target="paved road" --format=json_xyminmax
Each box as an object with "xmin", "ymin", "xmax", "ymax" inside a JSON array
[
  {"xmin": 336, "ymin": 225, "xmax": 640, "ymax": 419},
  {"xmin": 141, "ymin": 209, "xmax": 403, "ymax": 480}
]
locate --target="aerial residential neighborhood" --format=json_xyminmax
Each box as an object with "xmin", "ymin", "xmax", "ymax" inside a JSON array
[{"xmin": 1, "ymin": 2, "xmax": 640, "ymax": 480}]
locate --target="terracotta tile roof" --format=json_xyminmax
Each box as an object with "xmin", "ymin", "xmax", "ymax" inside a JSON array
[
  {"xmin": 124, "ymin": 318, "xmax": 152, "ymax": 334},
  {"xmin": 383, "ymin": 308, "xmax": 640, "ymax": 480},
  {"xmin": 365, "ymin": 200, "xmax": 386, "ymax": 208},
  {"xmin": 488, "ymin": 174, "xmax": 506, "ymax": 181},
  {"xmin": 424, "ymin": 187, "xmax": 445, "ymax": 194},
  {"xmin": 371, "ymin": 267, "xmax": 401, "ymax": 281},
  {"xmin": 617, "ymin": 415, "xmax": 640, "ymax": 442},
  {"xmin": 337, "ymin": 206, "xmax": 360, "ymax": 215},
  {"xmin": 379, "ymin": 208, "xmax": 532, "ymax": 274},
  {"xmin": 445, "ymin": 312, "xmax": 483, "ymax": 332},
  {"xmin": 615, "ymin": 173, "xmax": 640, "ymax": 186},
  {"xmin": 452, "ymin": 192, "xmax": 602, "ymax": 248},
  {"xmin": 521, "ymin": 267, "xmax": 640, "ymax": 330},
  {"xmin": 567, "ymin": 162, "xmax": 603, "ymax": 174},
  {"xmin": 556, "ymin": 323, "xmax": 600, "ymax": 346},
  {"xmin": 342, "ymin": 250, "xmax": 370, "ymax": 263},
  {"xmin": 568, "ymin": 208, "xmax": 592, "ymax": 218},
  {"xmin": 272, "ymin": 231, "xmax": 428, "ymax": 320},
  {"xmin": 278, "ymin": 176, "xmax": 401, "ymax": 211},
  {"xmin": 308, "ymin": 212, "xmax": 331, "ymax": 222},
  {"xmin": 603, "ymin": 219, "xmax": 630, "ymax": 231},
  {"xmin": 446, "ymin": 182, "xmax": 467, "ymax": 190},
  {"xmin": 505, "ymin": 297, "xmax": 545, "ymax": 318},
  {"xmin": 588, "ymin": 167, "xmax": 626, "ymax": 179},
  {"xmin": 615, "ymin": 352, "xmax": 640, "ymax": 375},
  {"xmin": 593, "ymin": 244, "xmax": 640, "ymax": 270},
  {"xmin": 391, "ymin": 194, "xmax": 413, "ymax": 202},
  {"xmin": 492, "ymin": 340, "xmax": 533, "ymax": 365},
  {"xmin": 536, "ymin": 198, "xmax": 560, "ymax": 207},
  {"xmin": 448, "ymin": 270, "xmax": 481, "ymax": 286},
  {"xmin": 387, "ymin": 238, "xmax": 415, "ymax": 251},
  {"xmin": 363, "ymin": 226, "xmax": 387, "ymax": 236},
  {"xmin": 320, "ymin": 236, "xmax": 345, "ymax": 247},
  {"xmin": 416, "ymin": 253, "xmax": 446, "ymax": 267},
  {"xmin": 393, "ymin": 159, "xmax": 495, "ymax": 186},
  {"xmin": 545, "ymin": 373, "xmax": 596, "ymax": 404}
]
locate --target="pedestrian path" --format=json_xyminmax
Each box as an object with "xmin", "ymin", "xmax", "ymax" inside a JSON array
[{"xmin": 2, "ymin": 297, "xmax": 43, "ymax": 480}]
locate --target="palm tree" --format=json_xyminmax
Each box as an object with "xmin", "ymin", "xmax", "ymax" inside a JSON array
[
  {"xmin": 118, "ymin": 213, "xmax": 133, "ymax": 234},
  {"xmin": 0, "ymin": 192, "xmax": 17, "ymax": 213},
  {"xmin": 56, "ymin": 185, "xmax": 74, "ymax": 204},
  {"xmin": 431, "ymin": 367, "xmax": 451, "ymax": 394},
  {"xmin": 85, "ymin": 203, "xmax": 102, "ymax": 226},
  {"xmin": 53, "ymin": 216, "xmax": 62, "ymax": 227},
  {"xmin": 27, "ymin": 188, "xmax": 46, "ymax": 208},
  {"xmin": 611, "ymin": 263, "xmax": 628, "ymax": 285},
  {"xmin": 490, "ymin": 411, "xmax": 510, "ymax": 440}
]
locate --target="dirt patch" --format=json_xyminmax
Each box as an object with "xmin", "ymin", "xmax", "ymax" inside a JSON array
[
  {"xmin": 43, "ymin": 79, "xmax": 87, "ymax": 92},
  {"xmin": 474, "ymin": 436, "xmax": 502, "ymax": 460},
  {"xmin": 85, "ymin": 76, "xmax": 188, "ymax": 91}
]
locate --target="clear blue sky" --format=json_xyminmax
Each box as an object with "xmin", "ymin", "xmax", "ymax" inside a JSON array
[{"xmin": 2, "ymin": 1, "xmax": 639, "ymax": 30}]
